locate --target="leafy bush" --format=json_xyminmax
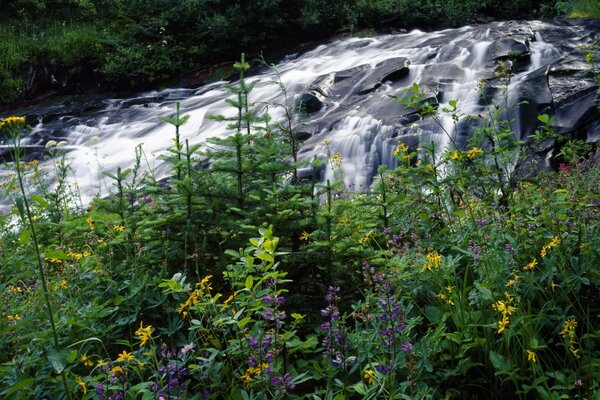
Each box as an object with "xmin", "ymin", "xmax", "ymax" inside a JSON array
[{"xmin": 0, "ymin": 54, "xmax": 598, "ymax": 399}]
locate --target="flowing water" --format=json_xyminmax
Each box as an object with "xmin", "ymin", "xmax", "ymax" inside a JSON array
[{"xmin": 2, "ymin": 19, "xmax": 592, "ymax": 211}]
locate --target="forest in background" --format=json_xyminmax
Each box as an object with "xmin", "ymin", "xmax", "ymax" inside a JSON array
[{"xmin": 1, "ymin": 0, "xmax": 595, "ymax": 106}]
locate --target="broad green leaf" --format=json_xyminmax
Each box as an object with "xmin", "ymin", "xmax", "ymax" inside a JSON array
[{"xmin": 245, "ymin": 275, "xmax": 253, "ymax": 290}]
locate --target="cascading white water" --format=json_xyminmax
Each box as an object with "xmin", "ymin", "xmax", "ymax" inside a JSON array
[{"xmin": 3, "ymin": 19, "xmax": 588, "ymax": 212}]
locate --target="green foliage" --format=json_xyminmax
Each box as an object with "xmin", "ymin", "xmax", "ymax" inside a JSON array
[
  {"xmin": 570, "ymin": 0, "xmax": 600, "ymax": 19},
  {"xmin": 0, "ymin": 0, "xmax": 564, "ymax": 104},
  {"xmin": 1, "ymin": 55, "xmax": 599, "ymax": 399}
]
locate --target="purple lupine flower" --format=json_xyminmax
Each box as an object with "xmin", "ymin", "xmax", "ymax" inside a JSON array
[
  {"xmin": 248, "ymin": 355, "xmax": 258, "ymax": 367},
  {"xmin": 248, "ymin": 336, "xmax": 259, "ymax": 349},
  {"xmin": 375, "ymin": 361, "xmax": 393, "ymax": 375},
  {"xmin": 401, "ymin": 341, "xmax": 413, "ymax": 352},
  {"xmin": 96, "ymin": 384, "xmax": 106, "ymax": 400},
  {"xmin": 468, "ymin": 241, "xmax": 481, "ymax": 263},
  {"xmin": 383, "ymin": 227, "xmax": 392, "ymax": 235},
  {"xmin": 475, "ymin": 219, "xmax": 488, "ymax": 227},
  {"xmin": 505, "ymin": 243, "xmax": 516, "ymax": 255}
]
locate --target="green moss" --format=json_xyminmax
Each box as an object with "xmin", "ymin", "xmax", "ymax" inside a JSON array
[{"xmin": 569, "ymin": 0, "xmax": 600, "ymax": 19}]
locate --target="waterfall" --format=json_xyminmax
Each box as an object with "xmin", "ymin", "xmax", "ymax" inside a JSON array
[{"xmin": 2, "ymin": 19, "xmax": 597, "ymax": 211}]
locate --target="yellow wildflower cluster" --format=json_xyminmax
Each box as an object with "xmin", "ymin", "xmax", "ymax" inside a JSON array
[
  {"xmin": 0, "ymin": 116, "xmax": 26, "ymax": 130},
  {"xmin": 67, "ymin": 251, "xmax": 91, "ymax": 261},
  {"xmin": 21, "ymin": 160, "xmax": 39, "ymax": 171},
  {"xmin": 422, "ymin": 251, "xmax": 442, "ymax": 271},
  {"xmin": 241, "ymin": 363, "xmax": 270, "ymax": 387},
  {"xmin": 492, "ymin": 292, "xmax": 517, "ymax": 334},
  {"xmin": 76, "ymin": 377, "xmax": 87, "ymax": 395},
  {"xmin": 363, "ymin": 369, "xmax": 376, "ymax": 384},
  {"xmin": 86, "ymin": 215, "xmax": 94, "ymax": 230},
  {"xmin": 7, "ymin": 314, "xmax": 21, "ymax": 322},
  {"xmin": 80, "ymin": 353, "xmax": 94, "ymax": 367},
  {"xmin": 135, "ymin": 322, "xmax": 153, "ymax": 346},
  {"xmin": 527, "ymin": 349, "xmax": 537, "ymax": 363},
  {"xmin": 435, "ymin": 285, "xmax": 455, "ymax": 306},
  {"xmin": 358, "ymin": 230, "xmax": 374, "ymax": 245},
  {"xmin": 393, "ymin": 141, "xmax": 410, "ymax": 159},
  {"xmin": 299, "ymin": 231, "xmax": 310, "ymax": 241},
  {"xmin": 505, "ymin": 272, "xmax": 520, "ymax": 287},
  {"xmin": 116, "ymin": 350, "xmax": 134, "ymax": 362},
  {"xmin": 467, "ymin": 147, "xmax": 483, "ymax": 159},
  {"xmin": 559, "ymin": 319, "xmax": 581, "ymax": 359},
  {"xmin": 523, "ymin": 258, "xmax": 538, "ymax": 271},
  {"xmin": 450, "ymin": 151, "xmax": 461, "ymax": 161},
  {"xmin": 113, "ymin": 225, "xmax": 125, "ymax": 232},
  {"xmin": 330, "ymin": 152, "xmax": 343, "ymax": 167},
  {"xmin": 7, "ymin": 285, "xmax": 22, "ymax": 294},
  {"xmin": 540, "ymin": 236, "xmax": 560, "ymax": 258},
  {"xmin": 177, "ymin": 275, "xmax": 213, "ymax": 317}
]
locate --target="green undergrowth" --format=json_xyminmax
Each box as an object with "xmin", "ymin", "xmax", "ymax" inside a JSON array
[
  {"xmin": 0, "ymin": 0, "xmax": 566, "ymax": 105},
  {"xmin": 569, "ymin": 0, "xmax": 600, "ymax": 19},
  {"xmin": 0, "ymin": 53, "xmax": 599, "ymax": 399}
]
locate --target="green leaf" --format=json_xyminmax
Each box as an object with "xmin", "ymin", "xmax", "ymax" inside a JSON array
[
  {"xmin": 256, "ymin": 253, "xmax": 274, "ymax": 263},
  {"xmin": 475, "ymin": 282, "xmax": 493, "ymax": 301},
  {"xmin": 16, "ymin": 196, "xmax": 25, "ymax": 219},
  {"xmin": 66, "ymin": 349, "xmax": 78, "ymax": 363},
  {"xmin": 238, "ymin": 317, "xmax": 252, "ymax": 328},
  {"xmin": 31, "ymin": 194, "xmax": 48, "ymax": 208},
  {"xmin": 245, "ymin": 275, "xmax": 253, "ymax": 290},
  {"xmin": 19, "ymin": 228, "xmax": 31, "ymax": 245},
  {"xmin": 291, "ymin": 313, "xmax": 304, "ymax": 321},
  {"xmin": 48, "ymin": 349, "xmax": 68, "ymax": 374},
  {"xmin": 489, "ymin": 351, "xmax": 511, "ymax": 373},
  {"xmin": 3, "ymin": 175, "xmax": 15, "ymax": 199}
]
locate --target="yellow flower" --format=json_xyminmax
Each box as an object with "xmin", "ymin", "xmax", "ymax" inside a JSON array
[
  {"xmin": 8, "ymin": 285, "xmax": 22, "ymax": 294},
  {"xmin": 113, "ymin": 225, "xmax": 125, "ymax": 232},
  {"xmin": 135, "ymin": 322, "xmax": 153, "ymax": 347},
  {"xmin": 80, "ymin": 353, "xmax": 94, "ymax": 367},
  {"xmin": 422, "ymin": 251, "xmax": 442, "ymax": 271},
  {"xmin": 467, "ymin": 147, "xmax": 483, "ymax": 159},
  {"xmin": 451, "ymin": 151, "xmax": 460, "ymax": 160},
  {"xmin": 60, "ymin": 279, "xmax": 68, "ymax": 289},
  {"xmin": 76, "ymin": 377, "xmax": 87, "ymax": 395},
  {"xmin": 0, "ymin": 116, "xmax": 26, "ymax": 130},
  {"xmin": 331, "ymin": 152, "xmax": 343, "ymax": 167},
  {"xmin": 527, "ymin": 350, "xmax": 537, "ymax": 363},
  {"xmin": 559, "ymin": 319, "xmax": 577, "ymax": 338},
  {"xmin": 523, "ymin": 259, "xmax": 538, "ymax": 271},
  {"xmin": 363, "ymin": 369, "xmax": 376, "ymax": 385},
  {"xmin": 116, "ymin": 350, "xmax": 134, "ymax": 362},
  {"xmin": 241, "ymin": 370, "xmax": 254, "ymax": 387},
  {"xmin": 497, "ymin": 314, "xmax": 510, "ymax": 334},
  {"xmin": 299, "ymin": 231, "xmax": 310, "ymax": 241},
  {"xmin": 541, "ymin": 236, "xmax": 560, "ymax": 258},
  {"xmin": 110, "ymin": 366, "xmax": 124, "ymax": 374},
  {"xmin": 7, "ymin": 314, "xmax": 21, "ymax": 322},
  {"xmin": 322, "ymin": 139, "xmax": 330, "ymax": 146},
  {"xmin": 86, "ymin": 215, "xmax": 94, "ymax": 230},
  {"xmin": 493, "ymin": 300, "xmax": 516, "ymax": 316},
  {"xmin": 551, "ymin": 280, "xmax": 557, "ymax": 291}
]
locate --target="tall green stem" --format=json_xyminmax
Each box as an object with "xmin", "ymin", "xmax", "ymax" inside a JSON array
[{"xmin": 12, "ymin": 134, "xmax": 71, "ymax": 399}]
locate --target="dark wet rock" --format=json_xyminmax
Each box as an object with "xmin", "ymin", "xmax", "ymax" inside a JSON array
[
  {"xmin": 486, "ymin": 38, "xmax": 529, "ymax": 61},
  {"xmin": 297, "ymin": 73, "xmax": 336, "ymax": 113},
  {"xmin": 548, "ymin": 58, "xmax": 600, "ymax": 134},
  {"xmin": 357, "ymin": 58, "xmax": 410, "ymax": 94},
  {"xmin": 512, "ymin": 66, "xmax": 553, "ymax": 139}
]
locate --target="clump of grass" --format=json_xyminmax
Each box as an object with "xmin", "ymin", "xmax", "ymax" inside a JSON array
[{"xmin": 570, "ymin": 0, "xmax": 600, "ymax": 19}]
